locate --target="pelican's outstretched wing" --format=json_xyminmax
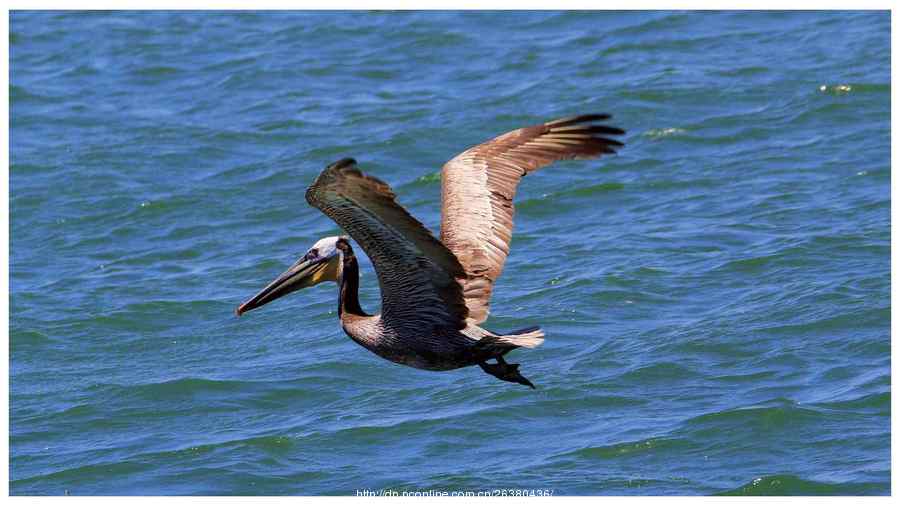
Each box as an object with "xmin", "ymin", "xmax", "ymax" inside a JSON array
[
  {"xmin": 306, "ymin": 158, "xmax": 469, "ymax": 330},
  {"xmin": 440, "ymin": 114, "xmax": 625, "ymax": 324}
]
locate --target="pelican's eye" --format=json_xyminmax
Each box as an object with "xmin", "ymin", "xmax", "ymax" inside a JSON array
[{"xmin": 306, "ymin": 248, "xmax": 319, "ymax": 261}]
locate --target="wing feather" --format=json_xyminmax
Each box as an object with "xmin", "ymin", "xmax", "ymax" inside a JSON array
[
  {"xmin": 440, "ymin": 114, "xmax": 625, "ymax": 324},
  {"xmin": 306, "ymin": 159, "xmax": 468, "ymax": 330}
]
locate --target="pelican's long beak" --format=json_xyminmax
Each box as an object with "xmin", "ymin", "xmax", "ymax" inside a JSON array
[{"xmin": 235, "ymin": 256, "xmax": 331, "ymax": 316}]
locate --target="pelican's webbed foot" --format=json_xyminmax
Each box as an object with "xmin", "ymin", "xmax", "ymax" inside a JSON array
[{"xmin": 479, "ymin": 356, "xmax": 536, "ymax": 389}]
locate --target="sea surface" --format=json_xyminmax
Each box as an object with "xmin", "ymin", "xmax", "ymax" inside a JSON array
[{"xmin": 9, "ymin": 11, "xmax": 891, "ymax": 495}]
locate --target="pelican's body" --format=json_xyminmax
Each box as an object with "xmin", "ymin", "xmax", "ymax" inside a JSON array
[
  {"xmin": 237, "ymin": 114, "xmax": 624, "ymax": 388},
  {"xmin": 328, "ymin": 236, "xmax": 542, "ymax": 372}
]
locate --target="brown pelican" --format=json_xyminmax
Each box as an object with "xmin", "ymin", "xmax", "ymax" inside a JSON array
[{"xmin": 236, "ymin": 114, "xmax": 624, "ymax": 388}]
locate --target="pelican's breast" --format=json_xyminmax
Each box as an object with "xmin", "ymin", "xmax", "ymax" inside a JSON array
[{"xmin": 339, "ymin": 314, "xmax": 475, "ymax": 371}]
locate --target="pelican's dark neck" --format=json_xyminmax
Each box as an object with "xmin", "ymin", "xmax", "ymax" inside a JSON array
[{"xmin": 339, "ymin": 253, "xmax": 368, "ymax": 318}]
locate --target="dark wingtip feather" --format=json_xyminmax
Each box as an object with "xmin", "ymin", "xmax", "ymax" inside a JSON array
[
  {"xmin": 546, "ymin": 113, "xmax": 612, "ymax": 127},
  {"xmin": 543, "ymin": 115, "xmax": 626, "ymax": 154},
  {"xmin": 581, "ymin": 125, "xmax": 626, "ymax": 136},
  {"xmin": 599, "ymin": 137, "xmax": 625, "ymax": 147}
]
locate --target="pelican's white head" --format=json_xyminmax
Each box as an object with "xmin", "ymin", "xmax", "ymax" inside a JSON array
[{"xmin": 235, "ymin": 235, "xmax": 348, "ymax": 316}]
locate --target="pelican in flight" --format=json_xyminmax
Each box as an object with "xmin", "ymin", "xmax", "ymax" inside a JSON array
[{"xmin": 237, "ymin": 114, "xmax": 624, "ymax": 388}]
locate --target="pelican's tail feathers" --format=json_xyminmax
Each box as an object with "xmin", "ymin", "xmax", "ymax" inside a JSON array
[
  {"xmin": 478, "ymin": 326, "xmax": 545, "ymax": 351},
  {"xmin": 500, "ymin": 326, "xmax": 545, "ymax": 348}
]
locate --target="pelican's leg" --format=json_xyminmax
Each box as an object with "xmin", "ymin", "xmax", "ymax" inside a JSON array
[{"xmin": 479, "ymin": 356, "xmax": 536, "ymax": 389}]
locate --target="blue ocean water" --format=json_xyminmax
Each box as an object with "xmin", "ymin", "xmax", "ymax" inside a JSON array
[{"xmin": 9, "ymin": 11, "xmax": 890, "ymax": 495}]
